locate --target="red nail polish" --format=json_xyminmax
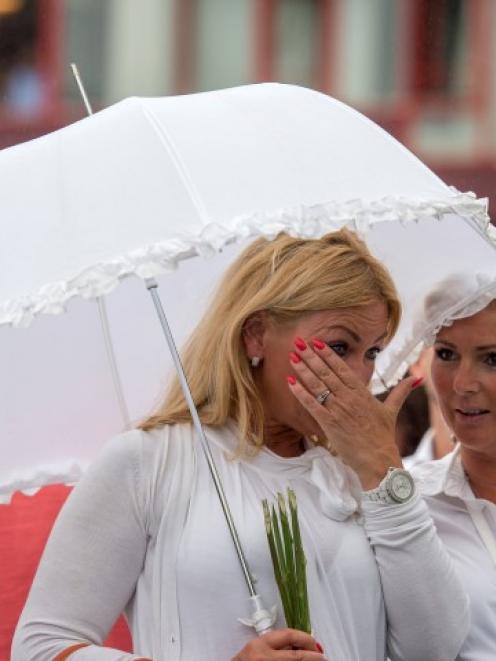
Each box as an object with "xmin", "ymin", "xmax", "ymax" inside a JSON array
[
  {"xmin": 316, "ymin": 642, "xmax": 324, "ymax": 653},
  {"xmin": 411, "ymin": 377, "xmax": 424, "ymax": 389},
  {"xmin": 312, "ymin": 338, "xmax": 326, "ymax": 350},
  {"xmin": 294, "ymin": 337, "xmax": 307, "ymax": 351},
  {"xmin": 289, "ymin": 351, "xmax": 301, "ymax": 364},
  {"xmin": 287, "ymin": 375, "xmax": 297, "ymax": 385}
]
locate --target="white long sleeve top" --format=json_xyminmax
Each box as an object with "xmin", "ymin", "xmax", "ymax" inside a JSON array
[
  {"xmin": 413, "ymin": 447, "xmax": 496, "ymax": 660},
  {"xmin": 12, "ymin": 423, "xmax": 469, "ymax": 661}
]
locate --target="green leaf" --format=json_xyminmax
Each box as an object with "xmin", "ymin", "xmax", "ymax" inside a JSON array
[
  {"xmin": 278, "ymin": 492, "xmax": 297, "ymax": 627},
  {"xmin": 271, "ymin": 502, "xmax": 294, "ymax": 626},
  {"xmin": 261, "ymin": 490, "xmax": 311, "ymax": 633},
  {"xmin": 289, "ymin": 489, "xmax": 311, "ymax": 633}
]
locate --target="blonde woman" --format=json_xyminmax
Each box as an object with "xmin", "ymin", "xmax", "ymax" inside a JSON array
[
  {"xmin": 13, "ymin": 230, "xmax": 468, "ymax": 661},
  {"xmin": 413, "ymin": 297, "xmax": 496, "ymax": 660}
]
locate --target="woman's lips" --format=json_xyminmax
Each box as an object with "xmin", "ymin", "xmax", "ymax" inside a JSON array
[{"xmin": 454, "ymin": 408, "xmax": 490, "ymax": 425}]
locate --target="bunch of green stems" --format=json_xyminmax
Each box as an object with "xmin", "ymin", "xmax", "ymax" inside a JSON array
[{"xmin": 262, "ymin": 489, "xmax": 311, "ymax": 633}]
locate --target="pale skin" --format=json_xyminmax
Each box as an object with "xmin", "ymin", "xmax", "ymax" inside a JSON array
[
  {"xmin": 431, "ymin": 302, "xmax": 496, "ymax": 503},
  {"xmin": 244, "ymin": 301, "xmax": 417, "ymax": 487},
  {"xmin": 235, "ymin": 302, "xmax": 418, "ymax": 661},
  {"xmin": 231, "ymin": 629, "xmax": 326, "ymax": 661}
]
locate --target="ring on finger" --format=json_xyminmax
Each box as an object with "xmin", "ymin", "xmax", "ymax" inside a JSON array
[{"xmin": 315, "ymin": 388, "xmax": 331, "ymax": 404}]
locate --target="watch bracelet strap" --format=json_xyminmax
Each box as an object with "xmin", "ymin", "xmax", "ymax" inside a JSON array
[{"xmin": 361, "ymin": 467, "xmax": 414, "ymax": 503}]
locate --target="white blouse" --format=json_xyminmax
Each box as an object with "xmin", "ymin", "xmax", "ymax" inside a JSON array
[
  {"xmin": 413, "ymin": 447, "xmax": 496, "ymax": 661},
  {"xmin": 12, "ymin": 424, "xmax": 469, "ymax": 661}
]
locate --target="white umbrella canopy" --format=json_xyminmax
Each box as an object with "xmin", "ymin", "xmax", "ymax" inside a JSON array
[{"xmin": 1, "ymin": 83, "xmax": 495, "ymax": 502}]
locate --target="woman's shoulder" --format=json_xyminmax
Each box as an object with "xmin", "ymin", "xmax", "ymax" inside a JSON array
[
  {"xmin": 95, "ymin": 424, "xmax": 198, "ymax": 526},
  {"xmin": 410, "ymin": 451, "xmax": 453, "ymax": 488},
  {"xmin": 101, "ymin": 422, "xmax": 198, "ymax": 468},
  {"xmin": 88, "ymin": 424, "xmax": 197, "ymax": 491}
]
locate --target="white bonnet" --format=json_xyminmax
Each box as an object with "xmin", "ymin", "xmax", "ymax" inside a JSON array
[{"xmin": 419, "ymin": 272, "xmax": 496, "ymax": 346}]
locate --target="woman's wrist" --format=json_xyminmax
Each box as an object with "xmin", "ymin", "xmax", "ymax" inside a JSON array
[{"xmin": 357, "ymin": 453, "xmax": 403, "ymax": 490}]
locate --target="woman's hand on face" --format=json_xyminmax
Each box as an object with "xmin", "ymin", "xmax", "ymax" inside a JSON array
[
  {"xmin": 231, "ymin": 629, "xmax": 327, "ymax": 660},
  {"xmin": 288, "ymin": 338, "xmax": 420, "ymax": 489}
]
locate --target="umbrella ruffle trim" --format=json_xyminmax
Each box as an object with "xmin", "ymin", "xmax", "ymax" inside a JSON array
[
  {"xmin": 0, "ymin": 190, "xmax": 491, "ymax": 329},
  {"xmin": 374, "ymin": 273, "xmax": 496, "ymax": 389},
  {"xmin": 0, "ymin": 461, "xmax": 86, "ymax": 504}
]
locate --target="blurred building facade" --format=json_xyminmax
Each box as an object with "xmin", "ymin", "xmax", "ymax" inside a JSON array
[{"xmin": 0, "ymin": 0, "xmax": 495, "ymax": 208}]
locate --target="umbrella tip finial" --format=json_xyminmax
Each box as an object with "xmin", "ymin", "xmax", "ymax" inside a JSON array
[{"xmin": 70, "ymin": 63, "xmax": 94, "ymax": 116}]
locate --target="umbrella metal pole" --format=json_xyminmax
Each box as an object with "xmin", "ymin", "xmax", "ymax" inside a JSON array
[
  {"xmin": 96, "ymin": 297, "xmax": 131, "ymax": 430},
  {"xmin": 145, "ymin": 277, "xmax": 275, "ymax": 635},
  {"xmin": 70, "ymin": 62, "xmax": 131, "ymax": 430}
]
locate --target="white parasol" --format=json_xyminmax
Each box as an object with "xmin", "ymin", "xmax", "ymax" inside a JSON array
[{"xmin": 1, "ymin": 82, "xmax": 495, "ymax": 629}]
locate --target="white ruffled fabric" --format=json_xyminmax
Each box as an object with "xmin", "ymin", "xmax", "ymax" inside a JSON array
[
  {"xmin": 0, "ymin": 461, "xmax": 85, "ymax": 504},
  {"xmin": 421, "ymin": 273, "xmax": 496, "ymax": 346},
  {"xmin": 382, "ymin": 271, "xmax": 496, "ymax": 389},
  {"xmin": 0, "ymin": 190, "xmax": 490, "ymax": 329}
]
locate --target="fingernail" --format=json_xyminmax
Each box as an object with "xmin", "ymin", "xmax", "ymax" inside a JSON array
[
  {"xmin": 411, "ymin": 377, "xmax": 424, "ymax": 389},
  {"xmin": 312, "ymin": 338, "xmax": 326, "ymax": 350},
  {"xmin": 316, "ymin": 642, "xmax": 324, "ymax": 653},
  {"xmin": 294, "ymin": 337, "xmax": 307, "ymax": 351},
  {"xmin": 289, "ymin": 351, "xmax": 301, "ymax": 364},
  {"xmin": 287, "ymin": 375, "xmax": 297, "ymax": 385}
]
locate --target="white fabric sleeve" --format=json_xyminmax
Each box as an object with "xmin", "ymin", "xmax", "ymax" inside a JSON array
[
  {"xmin": 11, "ymin": 431, "xmax": 150, "ymax": 661},
  {"xmin": 362, "ymin": 491, "xmax": 470, "ymax": 661}
]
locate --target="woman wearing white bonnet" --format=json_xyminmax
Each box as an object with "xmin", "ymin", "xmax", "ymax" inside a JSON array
[{"xmin": 412, "ymin": 273, "xmax": 496, "ymax": 660}]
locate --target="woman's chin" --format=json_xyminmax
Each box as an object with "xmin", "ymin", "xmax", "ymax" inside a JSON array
[{"xmin": 455, "ymin": 426, "xmax": 494, "ymax": 453}]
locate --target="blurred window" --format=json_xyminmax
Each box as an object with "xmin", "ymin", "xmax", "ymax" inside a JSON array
[
  {"xmin": 177, "ymin": 0, "xmax": 250, "ymax": 93},
  {"xmin": 0, "ymin": 0, "xmax": 42, "ymax": 116},
  {"xmin": 63, "ymin": 0, "xmax": 108, "ymax": 107},
  {"xmin": 275, "ymin": 0, "xmax": 319, "ymax": 87},
  {"xmin": 175, "ymin": 0, "xmax": 332, "ymax": 94},
  {"xmin": 252, "ymin": 0, "xmax": 332, "ymax": 91},
  {"xmin": 196, "ymin": 0, "xmax": 250, "ymax": 91},
  {"xmin": 413, "ymin": 0, "xmax": 469, "ymax": 100}
]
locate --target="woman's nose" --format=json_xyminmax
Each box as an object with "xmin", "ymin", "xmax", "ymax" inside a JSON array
[
  {"xmin": 350, "ymin": 356, "xmax": 374, "ymax": 385},
  {"xmin": 453, "ymin": 361, "xmax": 480, "ymax": 395}
]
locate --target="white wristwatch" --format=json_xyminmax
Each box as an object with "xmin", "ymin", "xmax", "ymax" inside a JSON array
[{"xmin": 361, "ymin": 467, "xmax": 415, "ymax": 504}]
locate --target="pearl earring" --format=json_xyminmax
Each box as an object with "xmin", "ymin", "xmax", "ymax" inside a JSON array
[{"xmin": 251, "ymin": 356, "xmax": 262, "ymax": 367}]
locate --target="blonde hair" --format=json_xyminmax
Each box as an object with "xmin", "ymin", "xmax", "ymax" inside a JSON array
[{"xmin": 139, "ymin": 229, "xmax": 401, "ymax": 453}]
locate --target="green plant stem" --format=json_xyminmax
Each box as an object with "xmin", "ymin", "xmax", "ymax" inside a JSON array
[{"xmin": 262, "ymin": 490, "xmax": 311, "ymax": 633}]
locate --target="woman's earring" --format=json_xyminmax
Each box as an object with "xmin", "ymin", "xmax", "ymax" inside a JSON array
[{"xmin": 251, "ymin": 356, "xmax": 262, "ymax": 367}]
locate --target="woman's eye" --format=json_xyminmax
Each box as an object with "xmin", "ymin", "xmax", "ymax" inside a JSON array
[
  {"xmin": 435, "ymin": 347, "xmax": 455, "ymax": 361},
  {"xmin": 366, "ymin": 347, "xmax": 381, "ymax": 361},
  {"xmin": 483, "ymin": 352, "xmax": 496, "ymax": 367},
  {"xmin": 327, "ymin": 342, "xmax": 347, "ymax": 357}
]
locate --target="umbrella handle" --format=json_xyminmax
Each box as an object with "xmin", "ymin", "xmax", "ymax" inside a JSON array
[{"xmin": 238, "ymin": 595, "xmax": 277, "ymax": 635}]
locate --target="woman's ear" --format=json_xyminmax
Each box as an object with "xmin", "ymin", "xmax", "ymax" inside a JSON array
[{"xmin": 242, "ymin": 311, "xmax": 267, "ymax": 361}]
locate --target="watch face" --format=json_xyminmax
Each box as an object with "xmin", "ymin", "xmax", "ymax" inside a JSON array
[{"xmin": 389, "ymin": 471, "xmax": 414, "ymax": 502}]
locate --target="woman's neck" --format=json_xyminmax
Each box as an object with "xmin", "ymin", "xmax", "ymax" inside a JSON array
[
  {"xmin": 264, "ymin": 422, "xmax": 305, "ymax": 458},
  {"xmin": 430, "ymin": 402, "xmax": 454, "ymax": 459},
  {"xmin": 461, "ymin": 446, "xmax": 496, "ymax": 503}
]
